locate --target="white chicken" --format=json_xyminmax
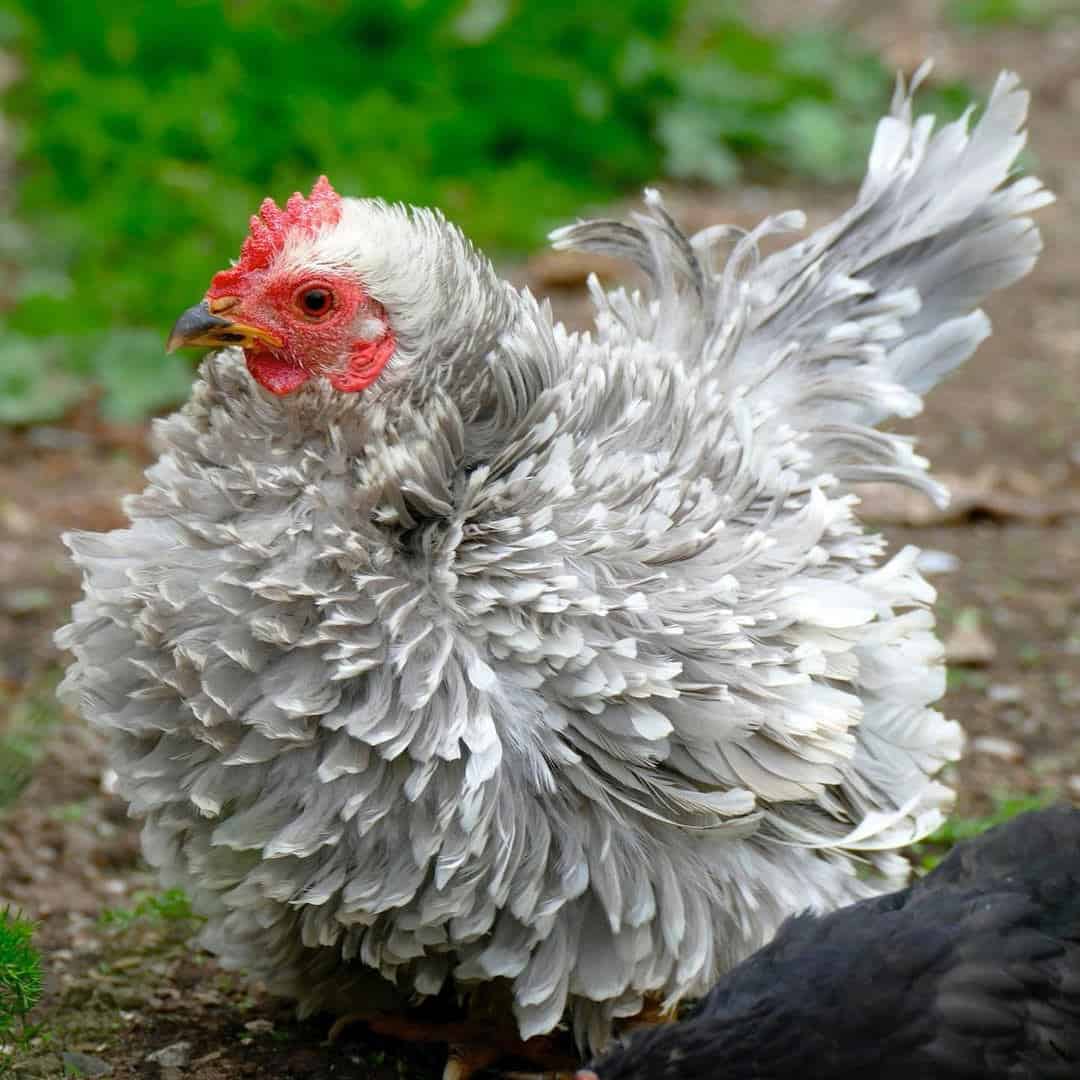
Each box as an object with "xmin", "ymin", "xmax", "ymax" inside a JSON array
[{"xmin": 57, "ymin": 66, "xmax": 1050, "ymax": 1074}]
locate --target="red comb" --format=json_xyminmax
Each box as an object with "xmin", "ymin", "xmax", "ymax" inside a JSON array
[{"xmin": 208, "ymin": 176, "xmax": 342, "ymax": 296}]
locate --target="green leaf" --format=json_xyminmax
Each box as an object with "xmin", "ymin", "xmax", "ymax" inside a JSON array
[
  {"xmin": 90, "ymin": 329, "xmax": 194, "ymax": 421},
  {"xmin": 948, "ymin": 0, "xmax": 1071, "ymax": 28},
  {"xmin": 779, "ymin": 100, "xmax": 869, "ymax": 182},
  {"xmin": 0, "ymin": 337, "xmax": 85, "ymax": 425},
  {"xmin": 657, "ymin": 103, "xmax": 741, "ymax": 185}
]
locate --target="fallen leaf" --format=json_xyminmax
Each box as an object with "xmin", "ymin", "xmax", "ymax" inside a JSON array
[
  {"xmin": 970, "ymin": 736, "xmax": 1025, "ymax": 763},
  {"xmin": 945, "ymin": 608, "xmax": 996, "ymax": 666},
  {"xmin": 527, "ymin": 249, "xmax": 624, "ymax": 289}
]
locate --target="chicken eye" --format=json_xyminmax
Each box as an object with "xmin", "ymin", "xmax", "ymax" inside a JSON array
[{"xmin": 298, "ymin": 287, "xmax": 333, "ymax": 318}]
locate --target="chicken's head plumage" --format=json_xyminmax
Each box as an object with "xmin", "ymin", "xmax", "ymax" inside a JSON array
[
  {"xmin": 167, "ymin": 177, "xmax": 395, "ymax": 395},
  {"xmin": 167, "ymin": 176, "xmax": 509, "ymax": 400}
]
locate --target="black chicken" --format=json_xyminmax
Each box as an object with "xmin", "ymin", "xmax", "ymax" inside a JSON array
[{"xmin": 582, "ymin": 807, "xmax": 1080, "ymax": 1079}]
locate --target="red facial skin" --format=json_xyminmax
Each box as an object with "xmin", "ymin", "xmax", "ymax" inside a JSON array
[
  {"xmin": 208, "ymin": 269, "xmax": 397, "ymax": 396},
  {"xmin": 203, "ymin": 177, "xmax": 396, "ymax": 396}
]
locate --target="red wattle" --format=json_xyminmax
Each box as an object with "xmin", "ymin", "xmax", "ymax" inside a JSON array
[
  {"xmin": 328, "ymin": 333, "xmax": 397, "ymax": 393},
  {"xmin": 246, "ymin": 350, "xmax": 312, "ymax": 395}
]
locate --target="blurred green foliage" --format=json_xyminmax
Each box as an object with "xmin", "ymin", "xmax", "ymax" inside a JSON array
[
  {"xmin": 948, "ymin": 0, "xmax": 1074, "ymax": 28},
  {"xmin": 99, "ymin": 888, "xmax": 203, "ymax": 930},
  {"xmin": 0, "ymin": 907, "xmax": 44, "ymax": 1074},
  {"xmin": 2, "ymin": 0, "xmax": 968, "ymax": 422},
  {"xmin": 0, "ymin": 676, "xmax": 64, "ymax": 811}
]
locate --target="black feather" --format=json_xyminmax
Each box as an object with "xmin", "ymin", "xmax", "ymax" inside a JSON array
[{"xmin": 587, "ymin": 807, "xmax": 1080, "ymax": 1079}]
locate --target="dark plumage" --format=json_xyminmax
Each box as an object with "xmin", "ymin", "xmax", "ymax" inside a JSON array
[{"xmin": 584, "ymin": 807, "xmax": 1080, "ymax": 1079}]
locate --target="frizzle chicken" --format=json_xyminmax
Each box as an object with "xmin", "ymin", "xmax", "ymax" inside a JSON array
[
  {"xmin": 581, "ymin": 806, "xmax": 1080, "ymax": 1079},
  {"xmin": 57, "ymin": 66, "xmax": 1051, "ymax": 1074}
]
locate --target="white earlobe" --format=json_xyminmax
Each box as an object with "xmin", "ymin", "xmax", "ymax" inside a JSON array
[{"xmin": 356, "ymin": 316, "xmax": 387, "ymax": 341}]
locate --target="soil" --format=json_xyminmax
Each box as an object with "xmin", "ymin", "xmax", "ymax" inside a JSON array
[{"xmin": 1, "ymin": 4, "xmax": 1078, "ymax": 1077}]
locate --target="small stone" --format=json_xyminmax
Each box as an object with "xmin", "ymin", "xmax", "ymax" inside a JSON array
[
  {"xmin": 1059, "ymin": 681, "xmax": 1080, "ymax": 706},
  {"xmin": 62, "ymin": 1051, "xmax": 112, "ymax": 1077},
  {"xmin": 146, "ymin": 1041, "xmax": 192, "ymax": 1070},
  {"xmin": 2, "ymin": 586, "xmax": 54, "ymax": 613},
  {"xmin": 971, "ymin": 735, "xmax": 1025, "ymax": 763},
  {"xmin": 916, "ymin": 549, "xmax": 959, "ymax": 575},
  {"xmin": 244, "ymin": 1019, "xmax": 274, "ymax": 1035},
  {"xmin": 0, "ymin": 501, "xmax": 36, "ymax": 536},
  {"xmin": 27, "ymin": 426, "xmax": 93, "ymax": 451},
  {"xmin": 986, "ymin": 684, "xmax": 1025, "ymax": 705}
]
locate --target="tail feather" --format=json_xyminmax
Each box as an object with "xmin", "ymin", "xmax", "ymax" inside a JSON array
[{"xmin": 552, "ymin": 65, "xmax": 1053, "ymax": 507}]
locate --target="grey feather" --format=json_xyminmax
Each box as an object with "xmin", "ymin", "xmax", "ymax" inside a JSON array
[{"xmin": 57, "ymin": 67, "xmax": 1049, "ymax": 1053}]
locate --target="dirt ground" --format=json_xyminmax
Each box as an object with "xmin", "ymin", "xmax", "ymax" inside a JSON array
[{"xmin": 1, "ymin": 5, "xmax": 1078, "ymax": 1078}]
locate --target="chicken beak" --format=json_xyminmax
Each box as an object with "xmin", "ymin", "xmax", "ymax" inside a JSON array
[{"xmin": 166, "ymin": 300, "xmax": 283, "ymax": 354}]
